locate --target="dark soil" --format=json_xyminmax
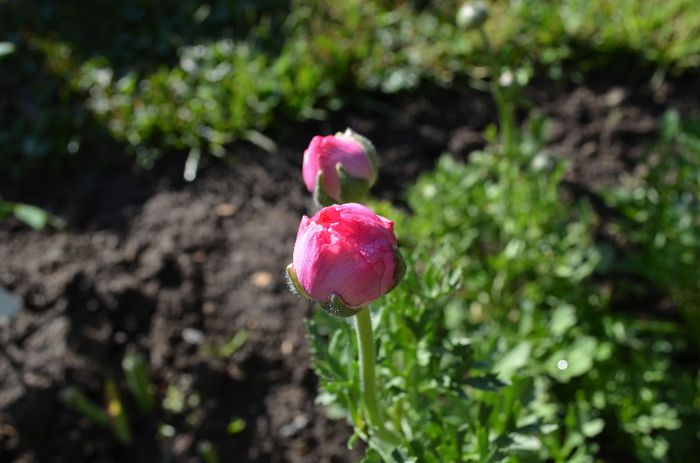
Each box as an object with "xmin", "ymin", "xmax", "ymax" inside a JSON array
[{"xmin": 1, "ymin": 74, "xmax": 699, "ymax": 462}]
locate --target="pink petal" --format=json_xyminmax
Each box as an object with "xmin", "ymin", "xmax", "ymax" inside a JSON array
[{"xmin": 302, "ymin": 136, "xmax": 324, "ymax": 192}]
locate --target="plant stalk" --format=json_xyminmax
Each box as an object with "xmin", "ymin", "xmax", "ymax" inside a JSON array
[
  {"xmin": 354, "ymin": 307, "xmax": 401, "ymax": 446},
  {"xmin": 479, "ymin": 28, "xmax": 516, "ymax": 155}
]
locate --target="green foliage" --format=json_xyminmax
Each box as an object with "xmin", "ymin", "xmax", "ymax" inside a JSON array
[
  {"xmin": 604, "ymin": 110, "xmax": 700, "ymax": 339},
  {"xmin": 60, "ymin": 351, "xmax": 158, "ymax": 445},
  {"xmin": 123, "ymin": 352, "xmax": 157, "ymax": 414},
  {"xmin": 3, "ymin": 0, "xmax": 700, "ymax": 168},
  {"xmin": 198, "ymin": 440, "xmax": 222, "ymax": 463},
  {"xmin": 201, "ymin": 329, "xmax": 248, "ymax": 359},
  {"xmin": 0, "ymin": 200, "xmax": 65, "ymax": 230},
  {"xmin": 495, "ymin": 0, "xmax": 700, "ymax": 76},
  {"xmin": 105, "ymin": 379, "xmax": 133, "ymax": 445},
  {"xmin": 60, "ymin": 349, "xmax": 232, "ymax": 455},
  {"xmin": 309, "ymin": 120, "xmax": 700, "ymax": 461},
  {"xmin": 60, "ymin": 381, "xmax": 133, "ymax": 445},
  {"xmin": 60, "ymin": 386, "xmax": 111, "ymax": 428}
]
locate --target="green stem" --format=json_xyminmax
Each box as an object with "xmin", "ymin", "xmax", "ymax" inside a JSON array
[
  {"xmin": 354, "ymin": 307, "xmax": 401, "ymax": 446},
  {"xmin": 479, "ymin": 28, "xmax": 516, "ymax": 155}
]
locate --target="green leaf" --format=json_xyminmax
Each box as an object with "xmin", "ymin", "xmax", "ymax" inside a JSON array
[
  {"xmin": 13, "ymin": 204, "xmax": 49, "ymax": 229},
  {"xmin": 494, "ymin": 341, "xmax": 531, "ymax": 379},
  {"xmin": 11, "ymin": 203, "xmax": 66, "ymax": 230},
  {"xmin": 198, "ymin": 440, "xmax": 221, "ymax": 463},
  {"xmin": 0, "ymin": 42, "xmax": 15, "ymax": 59},
  {"xmin": 464, "ymin": 374, "xmax": 509, "ymax": 391},
  {"xmin": 220, "ymin": 330, "xmax": 249, "ymax": 357},
  {"xmin": 202, "ymin": 330, "xmax": 248, "ymax": 359},
  {"xmin": 550, "ymin": 304, "xmax": 577, "ymax": 337},
  {"xmin": 104, "ymin": 379, "xmax": 132, "ymax": 445},
  {"xmin": 122, "ymin": 352, "xmax": 155, "ymax": 413},
  {"xmin": 60, "ymin": 386, "xmax": 110, "ymax": 428},
  {"xmin": 581, "ymin": 418, "xmax": 605, "ymax": 437},
  {"xmin": 163, "ymin": 383, "xmax": 185, "ymax": 414},
  {"xmin": 227, "ymin": 418, "xmax": 246, "ymax": 434},
  {"xmin": 549, "ymin": 336, "xmax": 597, "ymax": 381}
]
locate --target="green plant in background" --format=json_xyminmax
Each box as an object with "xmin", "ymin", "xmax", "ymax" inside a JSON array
[
  {"xmin": 60, "ymin": 352, "xmax": 155, "ymax": 445},
  {"xmin": 122, "ymin": 351, "xmax": 156, "ymax": 414},
  {"xmin": 2, "ymin": 1, "xmax": 699, "ymax": 460},
  {"xmin": 60, "ymin": 342, "xmax": 249, "ymax": 456},
  {"xmin": 3, "ymin": 0, "xmax": 700, "ymax": 172},
  {"xmin": 303, "ymin": 4, "xmax": 699, "ymax": 461},
  {"xmin": 309, "ymin": 119, "xmax": 604, "ymax": 461},
  {"xmin": 201, "ymin": 328, "xmax": 248, "ymax": 359},
  {"xmin": 0, "ymin": 200, "xmax": 65, "ymax": 230},
  {"xmin": 604, "ymin": 110, "xmax": 700, "ymax": 340},
  {"xmin": 309, "ymin": 116, "xmax": 700, "ymax": 462}
]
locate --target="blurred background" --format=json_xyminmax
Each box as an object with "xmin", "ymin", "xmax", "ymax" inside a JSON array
[{"xmin": 0, "ymin": 1, "xmax": 698, "ymax": 462}]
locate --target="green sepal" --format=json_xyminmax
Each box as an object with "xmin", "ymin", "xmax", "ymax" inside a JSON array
[
  {"xmin": 320, "ymin": 293, "xmax": 362, "ymax": 318},
  {"xmin": 337, "ymin": 164, "xmax": 372, "ymax": 204},
  {"xmin": 313, "ymin": 170, "xmax": 336, "ymax": 207},
  {"xmin": 286, "ymin": 263, "xmax": 313, "ymax": 300},
  {"xmin": 388, "ymin": 247, "xmax": 407, "ymax": 292}
]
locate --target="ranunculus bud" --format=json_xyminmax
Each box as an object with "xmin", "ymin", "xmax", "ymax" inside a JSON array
[
  {"xmin": 302, "ymin": 129, "xmax": 378, "ymax": 207},
  {"xmin": 287, "ymin": 203, "xmax": 405, "ymax": 317},
  {"xmin": 456, "ymin": 2, "xmax": 489, "ymax": 30}
]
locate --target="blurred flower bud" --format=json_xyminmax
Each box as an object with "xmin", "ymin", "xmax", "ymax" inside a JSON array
[
  {"xmin": 498, "ymin": 69, "xmax": 515, "ymax": 87},
  {"xmin": 532, "ymin": 153, "xmax": 555, "ymax": 172},
  {"xmin": 456, "ymin": 2, "xmax": 489, "ymax": 30},
  {"xmin": 287, "ymin": 203, "xmax": 405, "ymax": 317},
  {"xmin": 302, "ymin": 129, "xmax": 378, "ymax": 206}
]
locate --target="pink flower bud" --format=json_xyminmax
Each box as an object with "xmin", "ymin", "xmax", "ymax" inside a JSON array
[
  {"xmin": 302, "ymin": 129, "xmax": 378, "ymax": 206},
  {"xmin": 287, "ymin": 203, "xmax": 405, "ymax": 316}
]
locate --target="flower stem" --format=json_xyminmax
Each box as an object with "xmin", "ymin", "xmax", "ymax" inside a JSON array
[
  {"xmin": 354, "ymin": 307, "xmax": 401, "ymax": 446},
  {"xmin": 479, "ymin": 27, "xmax": 516, "ymax": 156}
]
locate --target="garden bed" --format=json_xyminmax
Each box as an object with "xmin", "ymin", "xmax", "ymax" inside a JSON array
[{"xmin": 1, "ymin": 75, "xmax": 698, "ymax": 462}]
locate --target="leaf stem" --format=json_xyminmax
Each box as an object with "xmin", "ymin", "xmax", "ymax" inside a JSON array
[{"xmin": 354, "ymin": 307, "xmax": 401, "ymax": 446}]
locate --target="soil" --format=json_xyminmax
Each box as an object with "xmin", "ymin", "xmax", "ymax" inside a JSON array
[{"xmin": 1, "ymin": 73, "xmax": 698, "ymax": 462}]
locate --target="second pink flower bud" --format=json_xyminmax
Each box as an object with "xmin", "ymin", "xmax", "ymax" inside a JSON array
[{"xmin": 302, "ymin": 128, "xmax": 378, "ymax": 206}]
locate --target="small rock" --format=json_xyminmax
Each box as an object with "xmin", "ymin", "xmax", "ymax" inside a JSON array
[
  {"xmin": 279, "ymin": 414, "xmax": 309, "ymax": 438},
  {"xmin": 182, "ymin": 328, "xmax": 205, "ymax": 345},
  {"xmin": 191, "ymin": 251, "xmax": 206, "ymax": 263},
  {"xmin": 280, "ymin": 339, "xmax": 294, "ymax": 355},
  {"xmin": 0, "ymin": 287, "xmax": 22, "ymax": 319},
  {"xmin": 202, "ymin": 302, "xmax": 216, "ymax": 315},
  {"xmin": 604, "ymin": 87, "xmax": 626, "ymax": 107},
  {"xmin": 214, "ymin": 203, "xmax": 238, "ymax": 218},
  {"xmin": 251, "ymin": 271, "xmax": 273, "ymax": 288}
]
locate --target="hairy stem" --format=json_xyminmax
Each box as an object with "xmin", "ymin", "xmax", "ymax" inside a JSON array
[{"xmin": 354, "ymin": 307, "xmax": 401, "ymax": 446}]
